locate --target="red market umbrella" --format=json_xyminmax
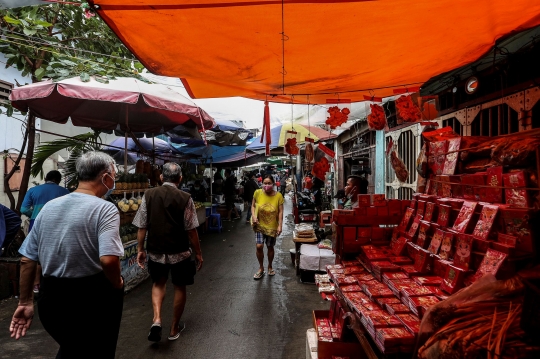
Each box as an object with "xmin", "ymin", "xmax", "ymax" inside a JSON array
[{"xmin": 10, "ymin": 76, "xmax": 215, "ymax": 133}]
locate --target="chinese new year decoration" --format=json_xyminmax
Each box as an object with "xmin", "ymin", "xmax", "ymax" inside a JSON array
[
  {"xmin": 312, "ymin": 157, "xmax": 330, "ymax": 180},
  {"xmin": 325, "ymin": 106, "xmax": 350, "ymax": 129},
  {"xmin": 285, "ymin": 137, "xmax": 299, "ymax": 155},
  {"xmin": 305, "ymin": 141, "xmax": 314, "ymax": 162},
  {"xmin": 395, "ymin": 95, "xmax": 422, "ymax": 122},
  {"xmin": 367, "ymin": 103, "xmax": 386, "ymax": 130}
]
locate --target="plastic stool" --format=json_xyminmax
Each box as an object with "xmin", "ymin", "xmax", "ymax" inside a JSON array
[
  {"xmin": 208, "ymin": 213, "xmax": 222, "ymax": 232},
  {"xmin": 205, "ymin": 207, "xmax": 212, "ymax": 217},
  {"xmin": 211, "ymin": 204, "xmax": 218, "ymax": 214}
]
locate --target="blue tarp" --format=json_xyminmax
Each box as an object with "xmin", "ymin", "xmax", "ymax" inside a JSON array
[
  {"xmin": 245, "ymin": 126, "xmax": 283, "ymax": 151},
  {"xmin": 174, "ymin": 145, "xmax": 249, "ymax": 163}
]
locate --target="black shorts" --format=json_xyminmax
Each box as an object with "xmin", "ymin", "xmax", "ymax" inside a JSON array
[
  {"xmin": 148, "ymin": 258, "xmax": 196, "ymax": 286},
  {"xmin": 225, "ymin": 196, "xmax": 235, "ymax": 210}
]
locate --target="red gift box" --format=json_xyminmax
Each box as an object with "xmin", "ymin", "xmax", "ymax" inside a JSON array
[
  {"xmin": 357, "ymin": 194, "xmax": 371, "ymax": 207},
  {"xmin": 440, "ymin": 265, "xmax": 467, "ymax": 294},
  {"xmin": 354, "ymin": 206, "xmax": 367, "ymax": 216},
  {"xmin": 343, "ymin": 227, "xmax": 357, "ymax": 241},
  {"xmin": 357, "ymin": 227, "xmax": 372, "ymax": 239},
  {"xmin": 472, "ymin": 204, "xmax": 499, "ymax": 240},
  {"xmin": 372, "ymin": 194, "xmax": 387, "ymax": 206},
  {"xmin": 485, "ymin": 166, "xmax": 503, "ymax": 203},
  {"xmin": 452, "ymin": 201, "xmax": 478, "ymax": 233},
  {"xmin": 416, "ymin": 221, "xmax": 432, "ymax": 248},
  {"xmin": 424, "ymin": 202, "xmax": 437, "ymax": 222},
  {"xmin": 437, "ymin": 204, "xmax": 452, "ymax": 227},
  {"xmin": 388, "ymin": 200, "xmax": 403, "ymax": 216},
  {"xmin": 443, "ymin": 137, "xmax": 461, "ymax": 175},
  {"xmin": 453, "ymin": 234, "xmax": 473, "ymax": 270},
  {"xmin": 428, "ymin": 140, "xmax": 448, "ymax": 176},
  {"xmin": 428, "ymin": 229, "xmax": 444, "ymax": 254},
  {"xmin": 366, "ymin": 206, "xmax": 379, "ymax": 216},
  {"xmin": 377, "ymin": 206, "xmax": 389, "ymax": 216},
  {"xmin": 503, "ymin": 171, "xmax": 530, "ymax": 208},
  {"xmin": 407, "ymin": 214, "xmax": 424, "ymax": 239}
]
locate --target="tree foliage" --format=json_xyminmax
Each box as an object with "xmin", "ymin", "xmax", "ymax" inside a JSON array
[{"xmin": 0, "ymin": 1, "xmax": 146, "ymax": 89}]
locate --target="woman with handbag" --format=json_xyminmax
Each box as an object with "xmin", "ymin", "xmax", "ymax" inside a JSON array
[{"xmin": 251, "ymin": 175, "xmax": 284, "ymax": 280}]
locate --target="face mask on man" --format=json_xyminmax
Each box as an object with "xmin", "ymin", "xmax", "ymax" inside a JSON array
[
  {"xmin": 194, "ymin": 187, "xmax": 200, "ymax": 190},
  {"xmin": 346, "ymin": 186, "xmax": 357, "ymax": 200},
  {"xmin": 263, "ymin": 184, "xmax": 273, "ymax": 192},
  {"xmin": 102, "ymin": 173, "xmax": 116, "ymax": 197}
]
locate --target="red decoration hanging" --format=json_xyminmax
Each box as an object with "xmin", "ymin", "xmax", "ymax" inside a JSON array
[
  {"xmin": 260, "ymin": 101, "xmax": 271, "ymax": 156},
  {"xmin": 367, "ymin": 103, "xmax": 386, "ymax": 130},
  {"xmin": 312, "ymin": 157, "xmax": 330, "ymax": 180},
  {"xmin": 284, "ymin": 137, "xmax": 299, "ymax": 155},
  {"xmin": 325, "ymin": 106, "xmax": 349, "ymax": 129},
  {"xmin": 395, "ymin": 95, "xmax": 422, "ymax": 122}
]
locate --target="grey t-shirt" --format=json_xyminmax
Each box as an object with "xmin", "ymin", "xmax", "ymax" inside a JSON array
[{"xmin": 19, "ymin": 192, "xmax": 123, "ymax": 278}]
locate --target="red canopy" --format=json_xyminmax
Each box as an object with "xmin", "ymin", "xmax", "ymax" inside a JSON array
[
  {"xmin": 90, "ymin": 0, "xmax": 540, "ymax": 103},
  {"xmin": 10, "ymin": 77, "xmax": 215, "ymax": 133}
]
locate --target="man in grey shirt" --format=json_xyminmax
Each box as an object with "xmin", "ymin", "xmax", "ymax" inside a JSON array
[{"xmin": 10, "ymin": 152, "xmax": 124, "ymax": 359}]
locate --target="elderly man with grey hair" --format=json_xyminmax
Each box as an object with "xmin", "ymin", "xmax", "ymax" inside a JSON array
[
  {"xmin": 134, "ymin": 162, "xmax": 203, "ymax": 343},
  {"xmin": 10, "ymin": 151, "xmax": 124, "ymax": 359}
]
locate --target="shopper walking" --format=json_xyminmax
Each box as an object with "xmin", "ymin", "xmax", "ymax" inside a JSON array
[
  {"xmin": 134, "ymin": 162, "xmax": 203, "ymax": 343},
  {"xmin": 251, "ymin": 175, "xmax": 284, "ymax": 280},
  {"xmin": 10, "ymin": 151, "xmax": 124, "ymax": 359},
  {"xmin": 279, "ymin": 171, "xmax": 288, "ymax": 196},
  {"xmin": 223, "ymin": 168, "xmax": 240, "ymax": 221},
  {"xmin": 21, "ymin": 170, "xmax": 69, "ymax": 294},
  {"xmin": 243, "ymin": 171, "xmax": 259, "ymax": 224}
]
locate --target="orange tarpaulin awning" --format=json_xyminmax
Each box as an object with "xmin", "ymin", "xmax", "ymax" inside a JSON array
[{"xmin": 90, "ymin": 0, "xmax": 540, "ymax": 104}]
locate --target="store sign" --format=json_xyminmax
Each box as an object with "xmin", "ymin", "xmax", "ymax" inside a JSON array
[{"xmin": 121, "ymin": 241, "xmax": 149, "ymax": 292}]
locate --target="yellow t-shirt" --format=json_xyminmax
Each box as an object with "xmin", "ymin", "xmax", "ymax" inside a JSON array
[{"xmin": 252, "ymin": 189, "xmax": 284, "ymax": 237}]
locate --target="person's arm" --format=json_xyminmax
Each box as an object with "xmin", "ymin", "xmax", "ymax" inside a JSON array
[
  {"xmin": 3, "ymin": 205, "xmax": 22, "ymax": 238},
  {"xmin": 136, "ymin": 228, "xmax": 147, "ymax": 269},
  {"xmin": 20, "ymin": 191, "xmax": 33, "ymax": 218},
  {"xmin": 10, "ymin": 256, "xmax": 37, "ymax": 340},
  {"xmin": 277, "ymin": 203, "xmax": 284, "ymax": 236},
  {"xmin": 251, "ymin": 196, "xmax": 258, "ymax": 224},
  {"xmin": 187, "ymin": 228, "xmax": 203, "ymax": 270},
  {"xmin": 100, "ymin": 255, "xmax": 123, "ymax": 289}
]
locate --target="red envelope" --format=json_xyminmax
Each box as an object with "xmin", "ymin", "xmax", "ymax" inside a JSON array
[
  {"xmin": 485, "ymin": 166, "xmax": 503, "ymax": 203},
  {"xmin": 453, "ymin": 234, "xmax": 473, "ymax": 270},
  {"xmin": 503, "ymin": 171, "xmax": 530, "ymax": 208}
]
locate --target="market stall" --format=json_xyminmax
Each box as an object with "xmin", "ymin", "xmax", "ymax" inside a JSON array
[{"xmin": 307, "ymin": 128, "xmax": 540, "ymax": 358}]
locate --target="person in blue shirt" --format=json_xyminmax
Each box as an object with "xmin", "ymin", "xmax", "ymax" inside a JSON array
[
  {"xmin": 20, "ymin": 170, "xmax": 69, "ymax": 293},
  {"xmin": 21, "ymin": 170, "xmax": 69, "ymax": 231},
  {"xmin": 0, "ymin": 204, "xmax": 21, "ymax": 255}
]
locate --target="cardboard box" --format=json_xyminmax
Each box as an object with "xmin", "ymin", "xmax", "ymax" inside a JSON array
[
  {"xmin": 371, "ymin": 194, "xmax": 386, "ymax": 207},
  {"xmin": 357, "ymin": 195, "xmax": 371, "ymax": 207},
  {"xmin": 343, "ymin": 227, "xmax": 357, "ymax": 241},
  {"xmin": 388, "ymin": 200, "xmax": 402, "ymax": 216}
]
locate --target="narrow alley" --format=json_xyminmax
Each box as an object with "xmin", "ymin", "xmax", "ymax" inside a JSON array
[{"xmin": 0, "ymin": 199, "xmax": 328, "ymax": 359}]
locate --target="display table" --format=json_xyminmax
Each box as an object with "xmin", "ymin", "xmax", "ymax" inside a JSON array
[
  {"xmin": 196, "ymin": 206, "xmax": 206, "ymax": 226},
  {"xmin": 293, "ymin": 235, "xmax": 318, "ymax": 275}
]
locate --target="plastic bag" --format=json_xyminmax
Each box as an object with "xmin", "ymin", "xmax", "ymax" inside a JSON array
[
  {"xmin": 118, "ymin": 192, "xmax": 130, "ymax": 212},
  {"xmin": 325, "ymin": 106, "xmax": 350, "ymax": 129},
  {"xmin": 317, "ymin": 239, "xmax": 332, "ymax": 250}
]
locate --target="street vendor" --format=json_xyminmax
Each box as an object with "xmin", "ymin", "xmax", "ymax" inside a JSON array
[{"xmin": 343, "ymin": 175, "xmax": 365, "ymax": 209}]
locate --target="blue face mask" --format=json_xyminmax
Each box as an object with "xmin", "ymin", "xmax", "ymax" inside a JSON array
[{"xmin": 102, "ymin": 174, "xmax": 116, "ymax": 197}]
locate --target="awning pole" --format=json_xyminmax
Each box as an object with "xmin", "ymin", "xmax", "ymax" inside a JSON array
[
  {"xmin": 124, "ymin": 105, "xmax": 128, "ymax": 174},
  {"xmin": 210, "ymin": 161, "xmax": 213, "ymax": 200}
]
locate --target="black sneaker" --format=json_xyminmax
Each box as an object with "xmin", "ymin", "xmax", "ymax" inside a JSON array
[{"xmin": 148, "ymin": 323, "xmax": 162, "ymax": 342}]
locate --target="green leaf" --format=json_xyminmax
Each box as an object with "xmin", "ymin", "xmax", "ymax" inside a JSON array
[
  {"xmin": 94, "ymin": 75, "xmax": 109, "ymax": 84},
  {"xmin": 60, "ymin": 59, "xmax": 77, "ymax": 66},
  {"xmin": 23, "ymin": 28, "xmax": 37, "ymax": 36},
  {"xmin": 3, "ymin": 16, "xmax": 21, "ymax": 25},
  {"xmin": 35, "ymin": 68, "xmax": 46, "ymax": 81},
  {"xmin": 80, "ymin": 72, "xmax": 90, "ymax": 82},
  {"xmin": 34, "ymin": 20, "xmax": 53, "ymax": 27},
  {"xmin": 7, "ymin": 106, "xmax": 13, "ymax": 117}
]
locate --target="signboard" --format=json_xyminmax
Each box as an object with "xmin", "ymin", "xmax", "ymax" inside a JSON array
[{"xmin": 120, "ymin": 240, "xmax": 148, "ymax": 292}]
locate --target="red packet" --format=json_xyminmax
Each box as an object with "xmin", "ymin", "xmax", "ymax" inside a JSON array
[
  {"xmin": 424, "ymin": 202, "xmax": 437, "ymax": 222},
  {"xmin": 407, "ymin": 214, "xmax": 424, "ymax": 239},
  {"xmin": 417, "ymin": 201, "xmax": 426, "ymax": 217},
  {"xmin": 439, "ymin": 175, "xmax": 452, "ymax": 198},
  {"xmin": 414, "ymin": 248, "xmax": 432, "ymax": 273},
  {"xmin": 468, "ymin": 249, "xmax": 508, "ymax": 284},
  {"xmin": 390, "ymin": 236, "xmax": 409, "ymax": 256},
  {"xmin": 410, "ymin": 199, "xmax": 418, "ymax": 210},
  {"xmin": 357, "ymin": 194, "xmax": 371, "ymax": 207},
  {"xmin": 416, "ymin": 221, "xmax": 432, "ymax": 248},
  {"xmin": 433, "ymin": 258, "xmax": 451, "ymax": 277},
  {"xmin": 440, "ymin": 265, "xmax": 467, "ymax": 294},
  {"xmin": 442, "ymin": 137, "xmax": 461, "ymax": 175},
  {"xmin": 437, "ymin": 204, "xmax": 452, "ymax": 227},
  {"xmin": 503, "ymin": 171, "xmax": 530, "ymax": 208},
  {"xmin": 449, "ymin": 175, "xmax": 463, "ymax": 199},
  {"xmin": 428, "ymin": 140, "xmax": 448, "ymax": 176},
  {"xmin": 453, "ymin": 234, "xmax": 473, "ymax": 270},
  {"xmin": 399, "ymin": 208, "xmax": 416, "ymax": 231},
  {"xmin": 452, "ymin": 201, "xmax": 478, "ymax": 233},
  {"xmin": 473, "ymin": 173, "xmax": 487, "ymax": 202},
  {"xmin": 425, "ymin": 178, "xmax": 432, "ymax": 195},
  {"xmin": 472, "ymin": 204, "xmax": 499, "ymax": 240},
  {"xmin": 428, "ymin": 229, "xmax": 444, "ymax": 254},
  {"xmin": 438, "ymin": 231, "xmax": 454, "ymax": 260},
  {"xmin": 413, "ymin": 276, "xmax": 443, "ymax": 286},
  {"xmin": 461, "ymin": 174, "xmax": 481, "ymax": 201},
  {"xmin": 497, "ymin": 233, "xmax": 517, "ymax": 247},
  {"xmin": 485, "ymin": 166, "xmax": 503, "ymax": 203},
  {"xmin": 500, "ymin": 208, "xmax": 534, "ymax": 254}
]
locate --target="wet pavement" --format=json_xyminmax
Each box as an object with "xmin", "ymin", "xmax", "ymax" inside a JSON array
[{"xmin": 0, "ymin": 198, "xmax": 329, "ymax": 359}]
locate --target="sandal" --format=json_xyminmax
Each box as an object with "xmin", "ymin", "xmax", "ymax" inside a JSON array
[
  {"xmin": 253, "ymin": 270, "xmax": 265, "ymax": 280},
  {"xmin": 148, "ymin": 323, "xmax": 162, "ymax": 342},
  {"xmin": 268, "ymin": 269, "xmax": 276, "ymax": 276}
]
